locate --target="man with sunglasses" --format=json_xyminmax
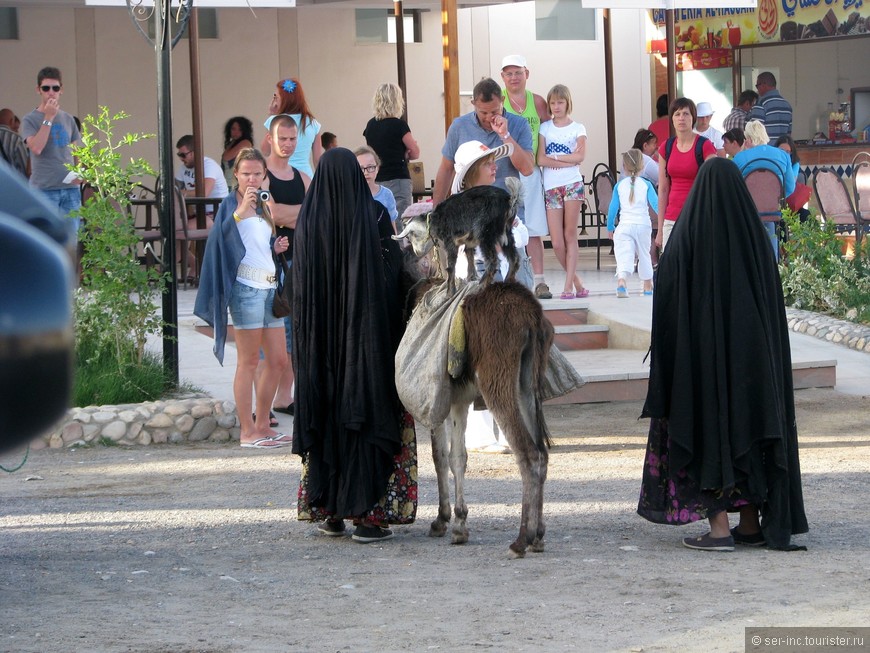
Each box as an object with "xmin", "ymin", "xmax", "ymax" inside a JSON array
[
  {"xmin": 21, "ymin": 67, "xmax": 82, "ymax": 216},
  {"xmin": 174, "ymin": 134, "xmax": 228, "ymax": 203}
]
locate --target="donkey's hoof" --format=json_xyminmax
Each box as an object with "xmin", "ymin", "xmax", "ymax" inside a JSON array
[
  {"xmin": 451, "ymin": 529, "xmax": 469, "ymax": 545},
  {"xmin": 529, "ymin": 538, "xmax": 545, "ymax": 553},
  {"xmin": 429, "ymin": 520, "xmax": 448, "ymax": 538},
  {"xmin": 508, "ymin": 543, "xmax": 526, "ymax": 559}
]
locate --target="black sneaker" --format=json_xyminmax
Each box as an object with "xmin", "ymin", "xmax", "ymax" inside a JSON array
[
  {"xmin": 682, "ymin": 532, "xmax": 735, "ymax": 552},
  {"xmin": 730, "ymin": 526, "xmax": 766, "ymax": 547},
  {"xmin": 351, "ymin": 524, "xmax": 394, "ymax": 543},
  {"xmin": 317, "ymin": 519, "xmax": 346, "ymax": 537}
]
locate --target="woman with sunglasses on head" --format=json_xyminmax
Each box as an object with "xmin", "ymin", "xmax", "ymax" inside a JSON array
[
  {"xmin": 195, "ymin": 148, "xmax": 291, "ymax": 449},
  {"xmin": 260, "ymin": 78, "xmax": 323, "ymax": 177},
  {"xmin": 629, "ymin": 128, "xmax": 660, "ymax": 185}
]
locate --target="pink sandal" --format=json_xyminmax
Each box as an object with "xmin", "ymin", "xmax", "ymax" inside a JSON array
[
  {"xmin": 575, "ymin": 288, "xmax": 590, "ymax": 298},
  {"xmin": 560, "ymin": 291, "xmax": 575, "ymax": 300}
]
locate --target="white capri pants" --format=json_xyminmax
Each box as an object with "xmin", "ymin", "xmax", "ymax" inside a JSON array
[{"xmin": 613, "ymin": 223, "xmax": 654, "ymax": 281}]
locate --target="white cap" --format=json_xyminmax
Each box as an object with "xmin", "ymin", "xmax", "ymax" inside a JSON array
[
  {"xmin": 696, "ymin": 101, "xmax": 714, "ymax": 117},
  {"xmin": 501, "ymin": 54, "xmax": 527, "ymax": 70},
  {"xmin": 450, "ymin": 140, "xmax": 513, "ymax": 195}
]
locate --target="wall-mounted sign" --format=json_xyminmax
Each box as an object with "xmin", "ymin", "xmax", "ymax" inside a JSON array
[{"xmin": 649, "ymin": 0, "xmax": 870, "ymax": 62}]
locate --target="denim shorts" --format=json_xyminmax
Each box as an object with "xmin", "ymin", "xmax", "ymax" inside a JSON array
[
  {"xmin": 228, "ymin": 282, "xmax": 284, "ymax": 330},
  {"xmin": 544, "ymin": 181, "xmax": 586, "ymax": 210}
]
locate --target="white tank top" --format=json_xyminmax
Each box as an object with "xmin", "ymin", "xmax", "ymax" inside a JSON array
[{"xmin": 236, "ymin": 215, "xmax": 275, "ymax": 289}]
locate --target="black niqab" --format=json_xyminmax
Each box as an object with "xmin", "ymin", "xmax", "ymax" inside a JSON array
[
  {"xmin": 642, "ymin": 158, "xmax": 807, "ymax": 548},
  {"xmin": 291, "ymin": 148, "xmax": 402, "ymax": 518}
]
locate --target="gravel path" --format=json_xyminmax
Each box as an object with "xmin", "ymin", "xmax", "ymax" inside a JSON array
[{"xmin": 1, "ymin": 388, "xmax": 868, "ymax": 653}]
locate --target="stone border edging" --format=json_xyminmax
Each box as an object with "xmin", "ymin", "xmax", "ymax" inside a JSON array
[
  {"xmin": 786, "ymin": 308, "xmax": 870, "ymax": 354},
  {"xmin": 34, "ymin": 395, "xmax": 239, "ymax": 450}
]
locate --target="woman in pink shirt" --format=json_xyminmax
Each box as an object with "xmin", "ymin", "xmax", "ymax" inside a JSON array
[{"xmin": 655, "ymin": 98, "xmax": 717, "ymax": 251}]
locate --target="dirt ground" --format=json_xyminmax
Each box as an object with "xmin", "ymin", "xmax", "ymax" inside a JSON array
[{"xmin": 1, "ymin": 387, "xmax": 869, "ymax": 653}]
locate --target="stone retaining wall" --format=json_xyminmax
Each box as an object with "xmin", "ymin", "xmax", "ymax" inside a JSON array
[
  {"xmin": 34, "ymin": 396, "xmax": 239, "ymax": 450},
  {"xmin": 786, "ymin": 308, "xmax": 870, "ymax": 354}
]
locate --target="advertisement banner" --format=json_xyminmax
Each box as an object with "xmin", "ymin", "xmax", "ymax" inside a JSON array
[{"xmin": 649, "ymin": 1, "xmax": 870, "ymax": 61}]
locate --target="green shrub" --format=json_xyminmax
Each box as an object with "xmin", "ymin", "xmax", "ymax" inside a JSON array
[
  {"xmin": 780, "ymin": 209, "xmax": 870, "ymax": 325},
  {"xmin": 69, "ymin": 108, "xmax": 175, "ymax": 406}
]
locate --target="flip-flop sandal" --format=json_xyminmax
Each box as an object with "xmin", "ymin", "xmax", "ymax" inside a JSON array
[
  {"xmin": 269, "ymin": 432, "xmax": 292, "ymax": 444},
  {"xmin": 240, "ymin": 437, "xmax": 287, "ymax": 449},
  {"xmin": 575, "ymin": 288, "xmax": 590, "ymax": 298},
  {"xmin": 252, "ymin": 412, "xmax": 280, "ymax": 428}
]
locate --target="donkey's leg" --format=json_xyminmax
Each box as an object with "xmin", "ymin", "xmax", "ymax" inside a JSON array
[
  {"xmin": 448, "ymin": 400, "xmax": 471, "ymax": 544},
  {"xmin": 477, "ymin": 240, "xmax": 500, "ymax": 287},
  {"xmin": 429, "ymin": 424, "xmax": 452, "ymax": 537},
  {"xmin": 444, "ymin": 241, "xmax": 460, "ymax": 293},
  {"xmin": 527, "ymin": 433, "xmax": 549, "ymax": 553}
]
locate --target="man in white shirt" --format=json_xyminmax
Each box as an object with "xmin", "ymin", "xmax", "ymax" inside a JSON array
[
  {"xmin": 694, "ymin": 102, "xmax": 725, "ymax": 157},
  {"xmin": 174, "ymin": 133, "xmax": 228, "ymax": 205}
]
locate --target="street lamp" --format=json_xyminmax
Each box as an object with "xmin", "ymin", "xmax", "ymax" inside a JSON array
[{"xmin": 126, "ymin": 0, "xmax": 193, "ymax": 385}]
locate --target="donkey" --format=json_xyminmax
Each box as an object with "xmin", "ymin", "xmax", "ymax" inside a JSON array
[
  {"xmin": 394, "ymin": 178, "xmax": 521, "ymax": 294},
  {"xmin": 403, "ymin": 278, "xmax": 554, "ymax": 558}
]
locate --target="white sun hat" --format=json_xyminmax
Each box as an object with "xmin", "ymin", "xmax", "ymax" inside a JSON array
[
  {"xmin": 696, "ymin": 101, "xmax": 714, "ymax": 117},
  {"xmin": 450, "ymin": 140, "xmax": 513, "ymax": 195}
]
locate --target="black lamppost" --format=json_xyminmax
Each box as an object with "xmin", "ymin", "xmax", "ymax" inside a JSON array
[{"xmin": 126, "ymin": 0, "xmax": 192, "ymax": 385}]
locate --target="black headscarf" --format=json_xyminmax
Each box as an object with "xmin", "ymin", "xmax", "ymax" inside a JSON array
[
  {"xmin": 291, "ymin": 147, "xmax": 402, "ymax": 518},
  {"xmin": 642, "ymin": 157, "xmax": 807, "ymax": 548}
]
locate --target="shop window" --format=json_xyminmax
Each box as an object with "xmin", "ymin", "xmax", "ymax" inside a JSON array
[
  {"xmin": 0, "ymin": 8, "xmax": 19, "ymax": 40},
  {"xmin": 536, "ymin": 0, "xmax": 596, "ymax": 41},
  {"xmin": 356, "ymin": 9, "xmax": 422, "ymax": 44},
  {"xmin": 146, "ymin": 7, "xmax": 218, "ymax": 40}
]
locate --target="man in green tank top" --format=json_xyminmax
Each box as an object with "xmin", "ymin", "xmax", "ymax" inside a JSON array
[{"xmin": 501, "ymin": 55, "xmax": 553, "ymax": 300}]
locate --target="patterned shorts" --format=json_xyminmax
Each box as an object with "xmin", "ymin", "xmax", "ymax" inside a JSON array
[{"xmin": 544, "ymin": 181, "xmax": 586, "ymax": 210}]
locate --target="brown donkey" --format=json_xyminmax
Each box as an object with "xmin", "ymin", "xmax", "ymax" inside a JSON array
[{"xmin": 420, "ymin": 280, "xmax": 554, "ymax": 558}]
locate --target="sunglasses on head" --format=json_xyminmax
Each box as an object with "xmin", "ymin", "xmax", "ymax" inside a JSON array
[{"xmin": 41, "ymin": 85, "xmax": 61, "ymax": 92}]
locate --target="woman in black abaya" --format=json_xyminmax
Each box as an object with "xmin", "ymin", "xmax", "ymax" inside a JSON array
[
  {"xmin": 291, "ymin": 147, "xmax": 416, "ymax": 543},
  {"xmin": 638, "ymin": 157, "xmax": 807, "ymax": 552}
]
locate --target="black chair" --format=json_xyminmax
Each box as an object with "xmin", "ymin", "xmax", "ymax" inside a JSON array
[{"xmin": 587, "ymin": 163, "xmax": 616, "ymax": 270}]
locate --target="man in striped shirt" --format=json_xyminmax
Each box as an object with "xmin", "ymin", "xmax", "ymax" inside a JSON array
[{"xmin": 749, "ymin": 72, "xmax": 792, "ymax": 139}]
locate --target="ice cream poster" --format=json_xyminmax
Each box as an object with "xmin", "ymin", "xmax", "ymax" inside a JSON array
[{"xmin": 649, "ymin": 0, "xmax": 870, "ymax": 59}]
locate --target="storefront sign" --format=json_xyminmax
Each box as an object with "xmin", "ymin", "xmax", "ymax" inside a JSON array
[{"xmin": 650, "ymin": 0, "xmax": 870, "ymax": 59}]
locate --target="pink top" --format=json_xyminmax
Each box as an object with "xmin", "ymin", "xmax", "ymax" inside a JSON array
[{"xmin": 659, "ymin": 135, "xmax": 717, "ymax": 222}]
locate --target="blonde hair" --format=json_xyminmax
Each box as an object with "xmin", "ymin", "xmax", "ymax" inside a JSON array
[
  {"xmin": 353, "ymin": 145, "xmax": 381, "ymax": 166},
  {"xmin": 461, "ymin": 154, "xmax": 495, "ymax": 191},
  {"xmin": 372, "ymin": 83, "xmax": 405, "ymax": 120},
  {"xmin": 233, "ymin": 148, "xmax": 274, "ymax": 233},
  {"xmin": 546, "ymin": 84, "xmax": 573, "ymax": 115},
  {"xmin": 622, "ymin": 149, "xmax": 644, "ymax": 205},
  {"xmin": 743, "ymin": 120, "xmax": 770, "ymax": 146}
]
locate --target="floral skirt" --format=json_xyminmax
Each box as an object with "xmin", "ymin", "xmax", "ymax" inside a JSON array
[
  {"xmin": 637, "ymin": 418, "xmax": 752, "ymax": 525},
  {"xmin": 297, "ymin": 410, "xmax": 418, "ymax": 525}
]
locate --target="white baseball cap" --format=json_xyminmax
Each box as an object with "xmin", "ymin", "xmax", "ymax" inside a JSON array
[
  {"xmin": 501, "ymin": 54, "xmax": 527, "ymax": 70},
  {"xmin": 451, "ymin": 140, "xmax": 513, "ymax": 195},
  {"xmin": 696, "ymin": 101, "xmax": 714, "ymax": 117}
]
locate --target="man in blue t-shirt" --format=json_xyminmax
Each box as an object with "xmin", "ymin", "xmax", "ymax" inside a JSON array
[
  {"xmin": 749, "ymin": 72, "xmax": 792, "ymax": 140},
  {"xmin": 432, "ymin": 77, "xmax": 534, "ymax": 207}
]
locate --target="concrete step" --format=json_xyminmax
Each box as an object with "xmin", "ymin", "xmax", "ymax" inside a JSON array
[
  {"xmin": 541, "ymin": 298, "xmax": 589, "ymax": 326},
  {"xmin": 548, "ymin": 348, "xmax": 837, "ymax": 405},
  {"xmin": 553, "ymin": 324, "xmax": 609, "ymax": 351}
]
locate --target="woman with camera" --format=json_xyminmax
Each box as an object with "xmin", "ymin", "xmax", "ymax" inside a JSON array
[{"xmin": 195, "ymin": 148, "xmax": 291, "ymax": 449}]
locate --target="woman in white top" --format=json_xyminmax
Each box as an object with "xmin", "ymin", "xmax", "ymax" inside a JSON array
[
  {"xmin": 537, "ymin": 84, "xmax": 589, "ymax": 299},
  {"xmin": 198, "ymin": 148, "xmax": 291, "ymax": 449}
]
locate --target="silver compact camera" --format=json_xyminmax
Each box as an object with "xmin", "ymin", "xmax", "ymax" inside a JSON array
[{"xmin": 258, "ymin": 189, "xmax": 271, "ymax": 202}]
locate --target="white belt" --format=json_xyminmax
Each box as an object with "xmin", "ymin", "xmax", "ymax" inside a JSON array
[{"xmin": 237, "ymin": 263, "xmax": 276, "ymax": 286}]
